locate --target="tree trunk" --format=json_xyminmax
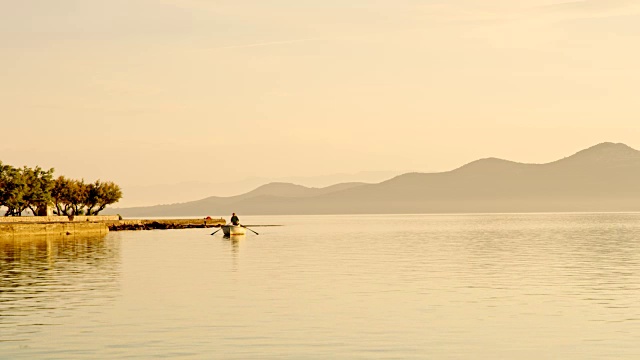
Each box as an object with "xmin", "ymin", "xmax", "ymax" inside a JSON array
[{"xmin": 94, "ymin": 205, "xmax": 107, "ymax": 215}]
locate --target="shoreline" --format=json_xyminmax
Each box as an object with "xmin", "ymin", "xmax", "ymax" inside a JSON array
[
  {"xmin": 0, "ymin": 216, "xmax": 283, "ymax": 237},
  {"xmin": 0, "ymin": 217, "xmax": 225, "ymax": 237},
  {"xmin": 108, "ymin": 222, "xmax": 280, "ymax": 231}
]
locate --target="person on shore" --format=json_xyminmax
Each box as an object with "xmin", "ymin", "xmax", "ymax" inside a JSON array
[{"xmin": 230, "ymin": 213, "xmax": 240, "ymax": 226}]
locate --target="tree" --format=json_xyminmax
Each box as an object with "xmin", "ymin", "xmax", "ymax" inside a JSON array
[
  {"xmin": 85, "ymin": 180, "xmax": 123, "ymax": 215},
  {"xmin": 0, "ymin": 161, "xmax": 11, "ymax": 214},
  {"xmin": 0, "ymin": 163, "xmax": 28, "ymax": 216},
  {"xmin": 1, "ymin": 161, "xmax": 123, "ymax": 217},
  {"xmin": 0, "ymin": 161, "xmax": 7, "ymax": 209},
  {"xmin": 52, "ymin": 177, "xmax": 88, "ymax": 216},
  {"xmin": 22, "ymin": 166, "xmax": 55, "ymax": 215},
  {"xmin": 52, "ymin": 176, "xmax": 76, "ymax": 215}
]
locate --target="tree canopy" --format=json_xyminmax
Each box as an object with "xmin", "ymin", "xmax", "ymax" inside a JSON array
[{"xmin": 0, "ymin": 161, "xmax": 122, "ymax": 216}]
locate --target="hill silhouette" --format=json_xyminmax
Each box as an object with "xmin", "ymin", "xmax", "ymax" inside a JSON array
[{"xmin": 108, "ymin": 142, "xmax": 640, "ymax": 216}]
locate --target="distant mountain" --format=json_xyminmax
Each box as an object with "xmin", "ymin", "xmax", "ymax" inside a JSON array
[
  {"xmin": 107, "ymin": 142, "xmax": 640, "ymax": 217},
  {"xmin": 117, "ymin": 171, "xmax": 404, "ymax": 207},
  {"xmin": 108, "ymin": 182, "xmax": 367, "ymax": 217}
]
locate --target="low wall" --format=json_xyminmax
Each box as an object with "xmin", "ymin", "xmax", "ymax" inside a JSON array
[
  {"xmin": 0, "ymin": 216, "xmax": 120, "ymax": 223},
  {"xmin": 0, "ymin": 217, "xmax": 225, "ymax": 235},
  {"xmin": 0, "ymin": 222, "xmax": 109, "ymax": 239}
]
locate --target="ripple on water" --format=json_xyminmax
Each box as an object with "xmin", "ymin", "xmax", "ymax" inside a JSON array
[{"xmin": 1, "ymin": 215, "xmax": 640, "ymax": 359}]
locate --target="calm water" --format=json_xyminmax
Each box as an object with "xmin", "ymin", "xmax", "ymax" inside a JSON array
[{"xmin": 1, "ymin": 213, "xmax": 640, "ymax": 359}]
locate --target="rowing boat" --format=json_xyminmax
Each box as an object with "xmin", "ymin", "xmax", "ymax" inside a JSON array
[{"xmin": 222, "ymin": 225, "xmax": 246, "ymax": 236}]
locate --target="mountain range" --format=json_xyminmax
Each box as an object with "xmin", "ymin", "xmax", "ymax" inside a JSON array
[
  {"xmin": 107, "ymin": 142, "xmax": 640, "ymax": 217},
  {"xmin": 116, "ymin": 171, "xmax": 404, "ymax": 207}
]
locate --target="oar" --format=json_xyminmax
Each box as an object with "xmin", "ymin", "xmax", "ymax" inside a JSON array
[
  {"xmin": 241, "ymin": 225, "xmax": 259, "ymax": 235},
  {"xmin": 210, "ymin": 229, "xmax": 221, "ymax": 235}
]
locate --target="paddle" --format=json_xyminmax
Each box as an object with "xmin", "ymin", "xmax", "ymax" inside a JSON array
[
  {"xmin": 210, "ymin": 229, "xmax": 221, "ymax": 235},
  {"xmin": 241, "ymin": 225, "xmax": 259, "ymax": 235}
]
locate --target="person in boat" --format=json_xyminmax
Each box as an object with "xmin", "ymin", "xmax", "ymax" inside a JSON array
[{"xmin": 230, "ymin": 213, "xmax": 240, "ymax": 226}]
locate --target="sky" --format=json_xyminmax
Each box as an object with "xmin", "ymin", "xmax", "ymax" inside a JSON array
[{"xmin": 2, "ymin": 0, "xmax": 640, "ymax": 189}]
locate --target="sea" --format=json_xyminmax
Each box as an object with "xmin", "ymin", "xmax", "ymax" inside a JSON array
[{"xmin": 1, "ymin": 213, "xmax": 639, "ymax": 359}]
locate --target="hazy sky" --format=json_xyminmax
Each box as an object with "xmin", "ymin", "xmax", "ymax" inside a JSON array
[{"xmin": 2, "ymin": 0, "xmax": 639, "ymax": 187}]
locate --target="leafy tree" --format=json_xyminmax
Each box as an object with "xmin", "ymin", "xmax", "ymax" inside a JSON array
[
  {"xmin": 0, "ymin": 161, "xmax": 7, "ymax": 208},
  {"xmin": 1, "ymin": 161, "xmax": 123, "ymax": 217},
  {"xmin": 51, "ymin": 176, "xmax": 68, "ymax": 215},
  {"xmin": 0, "ymin": 161, "xmax": 11, "ymax": 214},
  {"xmin": 52, "ymin": 176, "xmax": 88, "ymax": 216},
  {"xmin": 85, "ymin": 180, "xmax": 123, "ymax": 215},
  {"xmin": 0, "ymin": 163, "xmax": 28, "ymax": 216},
  {"xmin": 22, "ymin": 166, "xmax": 55, "ymax": 215}
]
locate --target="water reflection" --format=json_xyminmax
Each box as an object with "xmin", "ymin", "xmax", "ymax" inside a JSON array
[
  {"xmin": 222, "ymin": 235, "xmax": 246, "ymax": 271},
  {"xmin": 0, "ymin": 234, "xmax": 121, "ymax": 342},
  {"xmin": 223, "ymin": 234, "xmax": 246, "ymax": 244}
]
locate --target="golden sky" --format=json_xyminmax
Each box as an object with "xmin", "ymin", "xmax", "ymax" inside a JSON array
[{"xmin": 2, "ymin": 0, "xmax": 639, "ymax": 187}]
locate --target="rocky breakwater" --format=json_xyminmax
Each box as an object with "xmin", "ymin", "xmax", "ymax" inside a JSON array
[{"xmin": 108, "ymin": 218, "xmax": 226, "ymax": 231}]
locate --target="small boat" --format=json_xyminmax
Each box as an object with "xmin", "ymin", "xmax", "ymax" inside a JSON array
[{"xmin": 222, "ymin": 225, "xmax": 246, "ymax": 236}]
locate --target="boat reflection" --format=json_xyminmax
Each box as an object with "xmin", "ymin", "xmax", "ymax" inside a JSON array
[
  {"xmin": 223, "ymin": 234, "xmax": 246, "ymax": 253},
  {"xmin": 223, "ymin": 234, "xmax": 246, "ymax": 240}
]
